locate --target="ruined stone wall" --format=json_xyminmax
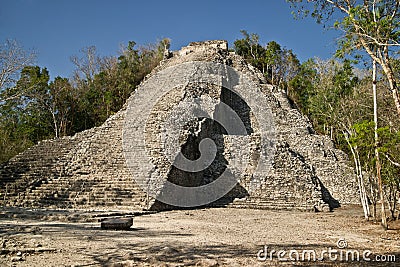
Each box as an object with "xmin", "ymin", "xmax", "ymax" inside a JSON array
[
  {"xmin": 0, "ymin": 40, "xmax": 359, "ymax": 211},
  {"xmin": 0, "ymin": 110, "xmax": 147, "ymax": 210}
]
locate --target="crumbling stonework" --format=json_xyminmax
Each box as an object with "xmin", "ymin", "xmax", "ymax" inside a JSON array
[{"xmin": 0, "ymin": 40, "xmax": 359, "ymax": 211}]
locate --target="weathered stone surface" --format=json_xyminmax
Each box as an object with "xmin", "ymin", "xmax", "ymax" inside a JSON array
[
  {"xmin": 0, "ymin": 40, "xmax": 359, "ymax": 212},
  {"xmin": 100, "ymin": 217, "xmax": 133, "ymax": 230}
]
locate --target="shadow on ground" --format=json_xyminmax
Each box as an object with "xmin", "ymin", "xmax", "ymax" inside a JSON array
[{"xmin": 81, "ymin": 241, "xmax": 400, "ymax": 266}]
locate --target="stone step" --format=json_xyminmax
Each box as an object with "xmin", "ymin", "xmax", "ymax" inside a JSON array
[
  {"xmin": 226, "ymin": 202, "xmax": 312, "ymax": 211},
  {"xmin": 211, "ymin": 197, "xmax": 315, "ymax": 211}
]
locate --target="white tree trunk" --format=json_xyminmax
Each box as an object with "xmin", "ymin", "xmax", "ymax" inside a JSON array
[
  {"xmin": 344, "ymin": 131, "xmax": 370, "ymax": 219},
  {"xmin": 373, "ymin": 58, "xmax": 388, "ymax": 229}
]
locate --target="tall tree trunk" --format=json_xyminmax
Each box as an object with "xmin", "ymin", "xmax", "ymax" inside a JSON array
[
  {"xmin": 373, "ymin": 58, "xmax": 388, "ymax": 230},
  {"xmin": 386, "ymin": 185, "xmax": 397, "ymax": 220},
  {"xmin": 344, "ymin": 130, "xmax": 370, "ymax": 219},
  {"xmin": 271, "ymin": 66, "xmax": 275, "ymax": 85},
  {"xmin": 377, "ymin": 48, "xmax": 400, "ymax": 117},
  {"xmin": 356, "ymin": 149, "xmax": 370, "ymax": 219},
  {"xmin": 383, "ymin": 64, "xmax": 400, "ymax": 117},
  {"xmin": 369, "ymin": 173, "xmax": 377, "ymax": 220},
  {"xmin": 52, "ymin": 112, "xmax": 58, "ymax": 138},
  {"xmin": 49, "ymin": 105, "xmax": 58, "ymax": 138},
  {"xmin": 358, "ymin": 36, "xmax": 400, "ymax": 117}
]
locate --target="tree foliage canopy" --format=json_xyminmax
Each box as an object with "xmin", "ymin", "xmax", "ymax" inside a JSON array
[{"xmin": 0, "ymin": 39, "xmax": 166, "ymax": 163}]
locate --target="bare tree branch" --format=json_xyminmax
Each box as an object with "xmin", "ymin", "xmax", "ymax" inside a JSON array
[
  {"xmin": 385, "ymin": 153, "xmax": 400, "ymax": 167},
  {"xmin": 0, "ymin": 39, "xmax": 36, "ymax": 91}
]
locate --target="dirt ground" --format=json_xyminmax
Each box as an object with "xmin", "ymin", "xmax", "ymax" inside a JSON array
[{"xmin": 0, "ymin": 205, "xmax": 399, "ymax": 267}]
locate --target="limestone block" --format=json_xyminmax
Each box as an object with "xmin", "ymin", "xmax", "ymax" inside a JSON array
[{"xmin": 100, "ymin": 217, "xmax": 133, "ymax": 230}]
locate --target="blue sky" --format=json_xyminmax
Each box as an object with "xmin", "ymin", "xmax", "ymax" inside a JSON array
[{"xmin": 1, "ymin": 0, "xmax": 340, "ymax": 80}]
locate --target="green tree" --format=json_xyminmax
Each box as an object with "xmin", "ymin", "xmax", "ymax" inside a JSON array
[
  {"xmin": 279, "ymin": 48, "xmax": 301, "ymax": 90},
  {"xmin": 288, "ymin": 58, "xmax": 319, "ymax": 113},
  {"xmin": 49, "ymin": 77, "xmax": 75, "ymax": 137},
  {"xmin": 347, "ymin": 121, "xmax": 400, "ymax": 221},
  {"xmin": 288, "ymin": 0, "xmax": 400, "ymax": 116},
  {"xmin": 234, "ymin": 30, "xmax": 266, "ymax": 73},
  {"xmin": 0, "ymin": 66, "xmax": 54, "ymax": 163},
  {"xmin": 285, "ymin": 0, "xmax": 399, "ymax": 225},
  {"xmin": 0, "ymin": 39, "xmax": 166, "ymax": 163},
  {"xmin": 69, "ymin": 40, "xmax": 165, "ymax": 132},
  {"xmin": 264, "ymin": 41, "xmax": 283, "ymax": 84},
  {"xmin": 234, "ymin": 31, "xmax": 300, "ymax": 88},
  {"xmin": 13, "ymin": 66, "xmax": 54, "ymax": 140}
]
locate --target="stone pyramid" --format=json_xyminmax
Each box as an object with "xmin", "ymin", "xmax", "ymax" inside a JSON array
[{"xmin": 0, "ymin": 41, "xmax": 359, "ymax": 211}]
